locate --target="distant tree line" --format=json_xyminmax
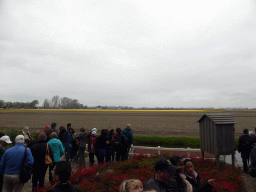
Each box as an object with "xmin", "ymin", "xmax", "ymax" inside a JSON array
[
  {"xmin": 0, "ymin": 95, "xmax": 86, "ymax": 109},
  {"xmin": 43, "ymin": 95, "xmax": 86, "ymax": 109},
  {"xmin": 0, "ymin": 100, "xmax": 39, "ymax": 109}
]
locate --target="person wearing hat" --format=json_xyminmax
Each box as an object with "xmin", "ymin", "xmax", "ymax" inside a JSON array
[
  {"xmin": 0, "ymin": 135, "xmax": 34, "ymax": 191},
  {"xmin": 144, "ymin": 157, "xmax": 179, "ymax": 192},
  {"xmin": 44, "ymin": 125, "xmax": 50, "ymax": 134},
  {"xmin": 0, "ymin": 136, "xmax": 11, "ymax": 192},
  {"xmin": 88, "ymin": 131, "xmax": 98, "ymax": 166},
  {"xmin": 0, "ymin": 136, "xmax": 12, "ymax": 160}
]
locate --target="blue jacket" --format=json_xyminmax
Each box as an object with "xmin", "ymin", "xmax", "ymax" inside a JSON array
[
  {"xmin": 48, "ymin": 138, "xmax": 64, "ymax": 162},
  {"xmin": 122, "ymin": 128, "xmax": 134, "ymax": 146},
  {"xmin": 0, "ymin": 143, "xmax": 34, "ymax": 175},
  {"xmin": 64, "ymin": 132, "xmax": 74, "ymax": 148}
]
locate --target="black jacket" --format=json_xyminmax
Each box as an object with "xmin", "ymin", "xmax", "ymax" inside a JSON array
[
  {"xmin": 95, "ymin": 135, "xmax": 108, "ymax": 150},
  {"xmin": 0, "ymin": 146, "xmax": 5, "ymax": 161},
  {"xmin": 75, "ymin": 132, "xmax": 87, "ymax": 148},
  {"xmin": 144, "ymin": 176, "xmax": 179, "ymax": 192},
  {"xmin": 30, "ymin": 140, "xmax": 54, "ymax": 169},
  {"xmin": 46, "ymin": 128, "xmax": 59, "ymax": 142},
  {"xmin": 185, "ymin": 172, "xmax": 212, "ymax": 192},
  {"xmin": 58, "ymin": 130, "xmax": 66, "ymax": 144},
  {"xmin": 238, "ymin": 134, "xmax": 254, "ymax": 156}
]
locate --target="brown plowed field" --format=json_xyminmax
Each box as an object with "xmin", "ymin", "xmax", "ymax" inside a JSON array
[{"xmin": 0, "ymin": 110, "xmax": 256, "ymax": 138}]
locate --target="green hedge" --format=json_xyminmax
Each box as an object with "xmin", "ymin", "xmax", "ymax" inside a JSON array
[{"xmin": 133, "ymin": 136, "xmax": 239, "ymax": 150}]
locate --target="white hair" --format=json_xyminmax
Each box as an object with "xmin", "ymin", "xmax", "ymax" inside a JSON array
[
  {"xmin": 15, "ymin": 135, "xmax": 25, "ymax": 144},
  {"xmin": 249, "ymin": 131, "xmax": 255, "ymax": 138}
]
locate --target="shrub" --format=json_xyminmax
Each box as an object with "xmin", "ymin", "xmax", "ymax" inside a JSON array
[{"xmin": 40, "ymin": 154, "xmax": 244, "ymax": 192}]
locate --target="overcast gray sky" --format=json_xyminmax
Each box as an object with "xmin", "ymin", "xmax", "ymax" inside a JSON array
[{"xmin": 1, "ymin": 0, "xmax": 256, "ymax": 108}]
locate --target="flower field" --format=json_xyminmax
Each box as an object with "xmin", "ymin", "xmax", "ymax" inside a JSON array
[{"xmin": 39, "ymin": 154, "xmax": 244, "ymax": 192}]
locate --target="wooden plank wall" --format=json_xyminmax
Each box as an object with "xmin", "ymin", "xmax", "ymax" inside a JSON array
[{"xmin": 199, "ymin": 116, "xmax": 235, "ymax": 156}]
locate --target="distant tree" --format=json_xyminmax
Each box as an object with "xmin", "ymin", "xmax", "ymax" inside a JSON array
[
  {"xmin": 5, "ymin": 102, "xmax": 13, "ymax": 109},
  {"xmin": 13, "ymin": 102, "xmax": 22, "ymax": 109},
  {"xmin": 29, "ymin": 100, "xmax": 39, "ymax": 108},
  {"xmin": 60, "ymin": 97, "xmax": 72, "ymax": 109},
  {"xmin": 72, "ymin": 99, "xmax": 80, "ymax": 109},
  {"xmin": 23, "ymin": 102, "xmax": 30, "ymax": 109},
  {"xmin": 52, "ymin": 95, "xmax": 60, "ymax": 108},
  {"xmin": 0, "ymin": 100, "xmax": 5, "ymax": 108},
  {"xmin": 43, "ymin": 99, "xmax": 51, "ymax": 109}
]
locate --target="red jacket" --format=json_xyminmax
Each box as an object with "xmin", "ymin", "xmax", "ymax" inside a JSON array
[{"xmin": 88, "ymin": 135, "xmax": 97, "ymax": 152}]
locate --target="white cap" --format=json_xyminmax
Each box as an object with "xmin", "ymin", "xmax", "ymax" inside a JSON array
[
  {"xmin": 15, "ymin": 135, "xmax": 25, "ymax": 144},
  {"xmin": 0, "ymin": 136, "xmax": 12, "ymax": 144},
  {"xmin": 92, "ymin": 131, "xmax": 97, "ymax": 136},
  {"xmin": 92, "ymin": 128, "xmax": 97, "ymax": 132}
]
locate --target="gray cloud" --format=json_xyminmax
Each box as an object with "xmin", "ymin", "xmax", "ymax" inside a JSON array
[{"xmin": 1, "ymin": 0, "xmax": 256, "ymax": 108}]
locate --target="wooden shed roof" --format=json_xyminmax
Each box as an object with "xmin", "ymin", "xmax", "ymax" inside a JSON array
[{"xmin": 198, "ymin": 113, "xmax": 236, "ymax": 124}]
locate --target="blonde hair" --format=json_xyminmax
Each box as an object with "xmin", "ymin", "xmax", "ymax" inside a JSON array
[{"xmin": 119, "ymin": 179, "xmax": 143, "ymax": 192}]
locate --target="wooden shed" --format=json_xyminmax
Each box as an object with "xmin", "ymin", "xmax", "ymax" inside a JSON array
[{"xmin": 198, "ymin": 113, "xmax": 236, "ymax": 165}]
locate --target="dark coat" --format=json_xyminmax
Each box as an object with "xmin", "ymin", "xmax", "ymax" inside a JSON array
[
  {"xmin": 58, "ymin": 130, "xmax": 66, "ymax": 144},
  {"xmin": 185, "ymin": 172, "xmax": 212, "ymax": 192},
  {"xmin": 46, "ymin": 128, "xmax": 59, "ymax": 142},
  {"xmin": 30, "ymin": 140, "xmax": 54, "ymax": 170},
  {"xmin": 144, "ymin": 176, "xmax": 178, "ymax": 192},
  {"xmin": 113, "ymin": 133, "xmax": 126, "ymax": 150},
  {"xmin": 250, "ymin": 145, "xmax": 256, "ymax": 167},
  {"xmin": 29, "ymin": 138, "xmax": 39, "ymax": 148},
  {"xmin": 238, "ymin": 134, "xmax": 254, "ymax": 158},
  {"xmin": 75, "ymin": 132, "xmax": 87, "ymax": 148},
  {"xmin": 95, "ymin": 135, "xmax": 108, "ymax": 150}
]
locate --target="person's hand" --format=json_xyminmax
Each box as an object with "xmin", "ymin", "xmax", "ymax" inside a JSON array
[
  {"xmin": 179, "ymin": 173, "xmax": 186, "ymax": 181},
  {"xmin": 106, "ymin": 141, "xmax": 109, "ymax": 144},
  {"xmin": 208, "ymin": 179, "xmax": 215, "ymax": 186}
]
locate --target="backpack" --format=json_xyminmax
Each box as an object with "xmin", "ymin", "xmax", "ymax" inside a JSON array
[
  {"xmin": 114, "ymin": 134, "xmax": 122, "ymax": 146},
  {"xmin": 243, "ymin": 137, "xmax": 253, "ymax": 151},
  {"xmin": 123, "ymin": 131, "xmax": 130, "ymax": 144}
]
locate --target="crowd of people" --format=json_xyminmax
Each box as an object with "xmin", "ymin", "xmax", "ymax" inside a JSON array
[
  {"xmin": 0, "ymin": 122, "xmax": 135, "ymax": 192},
  {"xmin": 5, "ymin": 123, "xmax": 256, "ymax": 191}
]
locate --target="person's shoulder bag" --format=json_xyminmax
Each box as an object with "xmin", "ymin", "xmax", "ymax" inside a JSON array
[
  {"xmin": 45, "ymin": 144, "xmax": 53, "ymax": 166},
  {"xmin": 20, "ymin": 147, "xmax": 33, "ymax": 184}
]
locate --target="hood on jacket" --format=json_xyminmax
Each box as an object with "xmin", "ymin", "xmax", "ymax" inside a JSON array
[{"xmin": 123, "ymin": 128, "xmax": 131, "ymax": 135}]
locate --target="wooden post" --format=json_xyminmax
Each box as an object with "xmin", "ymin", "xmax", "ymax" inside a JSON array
[
  {"xmin": 158, "ymin": 146, "xmax": 161, "ymax": 155},
  {"xmin": 201, "ymin": 150, "xmax": 205, "ymax": 159},
  {"xmin": 216, "ymin": 155, "xmax": 220, "ymax": 166},
  {"xmin": 231, "ymin": 150, "xmax": 235, "ymax": 167}
]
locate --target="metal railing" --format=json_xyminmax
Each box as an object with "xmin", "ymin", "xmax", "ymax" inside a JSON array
[{"xmin": 130, "ymin": 144, "xmax": 201, "ymax": 157}]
